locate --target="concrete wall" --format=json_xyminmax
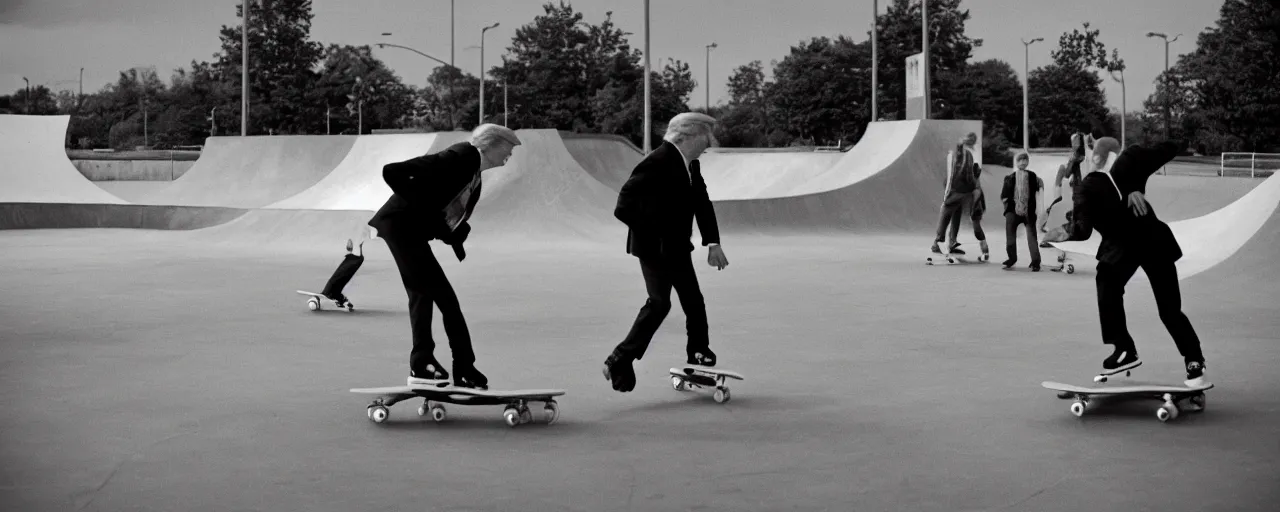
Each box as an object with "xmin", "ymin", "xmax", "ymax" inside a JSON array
[{"xmin": 72, "ymin": 160, "xmax": 196, "ymax": 181}]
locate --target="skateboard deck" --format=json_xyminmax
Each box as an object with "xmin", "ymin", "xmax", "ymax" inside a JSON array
[
  {"xmin": 296, "ymin": 290, "xmax": 353, "ymax": 312},
  {"xmin": 1041, "ymin": 380, "xmax": 1213, "ymax": 423},
  {"xmin": 1045, "ymin": 240, "xmax": 1094, "ymax": 274},
  {"xmin": 668, "ymin": 365, "xmax": 745, "ymax": 403},
  {"xmin": 350, "ymin": 385, "xmax": 565, "ymax": 427},
  {"xmin": 925, "ymin": 251, "xmax": 989, "ymax": 266}
]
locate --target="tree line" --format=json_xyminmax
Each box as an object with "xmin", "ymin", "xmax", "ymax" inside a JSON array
[{"xmin": 2, "ymin": 0, "xmax": 1275, "ymax": 164}]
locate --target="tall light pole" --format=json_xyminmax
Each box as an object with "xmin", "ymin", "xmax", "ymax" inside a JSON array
[
  {"xmin": 920, "ymin": 0, "xmax": 930, "ymax": 119},
  {"xmin": 242, "ymin": 0, "xmax": 251, "ymax": 136},
  {"xmin": 450, "ymin": 0, "xmax": 455, "ymax": 66},
  {"xmin": 78, "ymin": 67, "xmax": 83, "ymax": 111},
  {"xmin": 1021, "ymin": 37, "xmax": 1043, "ymax": 151},
  {"xmin": 1110, "ymin": 65, "xmax": 1126, "ymax": 147},
  {"xmin": 503, "ymin": 79, "xmax": 508, "ymax": 126},
  {"xmin": 871, "ymin": 0, "xmax": 878, "ymax": 122},
  {"xmin": 22, "ymin": 77, "xmax": 29, "ymax": 113},
  {"xmin": 643, "ymin": 0, "xmax": 651, "ymax": 153},
  {"xmin": 1146, "ymin": 31, "xmax": 1181, "ymax": 140},
  {"xmin": 479, "ymin": 22, "xmax": 499, "ymax": 126},
  {"xmin": 705, "ymin": 42, "xmax": 717, "ymax": 112}
]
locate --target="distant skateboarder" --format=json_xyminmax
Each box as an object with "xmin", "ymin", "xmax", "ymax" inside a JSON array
[
  {"xmin": 932, "ymin": 132, "xmax": 988, "ymax": 258},
  {"xmin": 604, "ymin": 112, "xmax": 730, "ymax": 393},
  {"xmin": 319, "ymin": 237, "xmax": 367, "ymax": 307},
  {"xmin": 367, "ymin": 123, "xmax": 522, "ymax": 390},
  {"xmin": 1000, "ymin": 152, "xmax": 1044, "ymax": 270},
  {"xmin": 1039, "ymin": 132, "xmax": 1090, "ymax": 233},
  {"xmin": 1067, "ymin": 136, "xmax": 1208, "ymax": 386}
]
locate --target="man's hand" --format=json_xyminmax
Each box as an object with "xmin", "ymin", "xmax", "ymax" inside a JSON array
[
  {"xmin": 1127, "ymin": 191, "xmax": 1149, "ymax": 217},
  {"xmin": 707, "ymin": 245, "xmax": 728, "ymax": 270}
]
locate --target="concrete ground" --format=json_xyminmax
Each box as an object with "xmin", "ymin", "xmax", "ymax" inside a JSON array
[{"xmin": 2, "ymin": 223, "xmax": 1277, "ymax": 512}]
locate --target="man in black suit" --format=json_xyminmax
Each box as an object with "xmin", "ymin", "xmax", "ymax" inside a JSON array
[
  {"xmin": 1068, "ymin": 136, "xmax": 1207, "ymax": 386},
  {"xmin": 368, "ymin": 124, "xmax": 522, "ymax": 390},
  {"xmin": 603, "ymin": 113, "xmax": 730, "ymax": 393}
]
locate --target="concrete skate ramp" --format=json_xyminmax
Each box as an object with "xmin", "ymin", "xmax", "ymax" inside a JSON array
[
  {"xmin": 700, "ymin": 149, "xmax": 847, "ymax": 200},
  {"xmin": 469, "ymin": 129, "xmax": 623, "ymax": 240},
  {"xmin": 561, "ymin": 133, "xmax": 643, "ymax": 192},
  {"xmin": 1051, "ymin": 170, "xmax": 1280, "ymax": 280},
  {"xmin": 187, "ymin": 129, "xmax": 624, "ymax": 250},
  {"xmin": 708, "ymin": 120, "xmax": 982, "ymax": 233},
  {"xmin": 0, "ymin": 115, "xmax": 127, "ymax": 204},
  {"xmin": 138, "ymin": 135, "xmax": 357, "ymax": 208},
  {"xmin": 0, "ymin": 203, "xmax": 246, "ymax": 230},
  {"xmin": 266, "ymin": 132, "xmax": 469, "ymax": 210}
]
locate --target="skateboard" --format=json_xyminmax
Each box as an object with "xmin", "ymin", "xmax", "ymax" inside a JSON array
[
  {"xmin": 668, "ymin": 365, "xmax": 745, "ymax": 403},
  {"xmin": 1048, "ymin": 251, "xmax": 1076, "ymax": 274},
  {"xmin": 1041, "ymin": 380, "xmax": 1213, "ymax": 423},
  {"xmin": 296, "ymin": 290, "xmax": 353, "ymax": 312},
  {"xmin": 350, "ymin": 385, "xmax": 565, "ymax": 427},
  {"xmin": 926, "ymin": 251, "xmax": 988, "ymax": 265}
]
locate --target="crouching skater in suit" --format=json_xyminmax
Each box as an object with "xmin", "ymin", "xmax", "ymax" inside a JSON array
[
  {"xmin": 367, "ymin": 124, "xmax": 522, "ymax": 390},
  {"xmin": 603, "ymin": 113, "xmax": 731, "ymax": 393},
  {"xmin": 1067, "ymin": 136, "xmax": 1208, "ymax": 386}
]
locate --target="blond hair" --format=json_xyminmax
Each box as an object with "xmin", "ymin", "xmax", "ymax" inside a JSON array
[
  {"xmin": 662, "ymin": 112, "xmax": 718, "ymax": 145},
  {"xmin": 470, "ymin": 123, "xmax": 521, "ymax": 151}
]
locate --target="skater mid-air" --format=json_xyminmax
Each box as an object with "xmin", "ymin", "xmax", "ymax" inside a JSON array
[
  {"xmin": 367, "ymin": 123, "xmax": 523, "ymax": 390},
  {"xmin": 604, "ymin": 112, "xmax": 730, "ymax": 393},
  {"xmin": 1066, "ymin": 137, "xmax": 1208, "ymax": 386}
]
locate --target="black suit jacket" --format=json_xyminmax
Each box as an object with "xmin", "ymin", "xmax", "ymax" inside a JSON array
[
  {"xmin": 1068, "ymin": 140, "xmax": 1184, "ymax": 264},
  {"xmin": 367, "ymin": 142, "xmax": 482, "ymax": 243},
  {"xmin": 613, "ymin": 141, "xmax": 721, "ymax": 260},
  {"xmin": 1000, "ymin": 169, "xmax": 1041, "ymax": 216}
]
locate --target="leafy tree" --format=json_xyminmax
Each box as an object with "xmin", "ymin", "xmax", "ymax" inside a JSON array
[
  {"xmin": 874, "ymin": 0, "xmax": 981, "ymax": 119},
  {"xmin": 935, "ymin": 59, "xmax": 1021, "ymax": 164},
  {"xmin": 212, "ymin": 0, "xmax": 324, "ymax": 134},
  {"xmin": 1049, "ymin": 22, "xmax": 1127, "ymax": 142},
  {"xmin": 766, "ymin": 36, "xmax": 870, "ymax": 146},
  {"xmin": 1167, "ymin": 0, "xmax": 1280, "ymax": 153},
  {"xmin": 1027, "ymin": 63, "xmax": 1110, "ymax": 147},
  {"xmin": 312, "ymin": 44, "xmax": 415, "ymax": 134}
]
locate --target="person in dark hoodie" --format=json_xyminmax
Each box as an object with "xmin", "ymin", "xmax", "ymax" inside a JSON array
[
  {"xmin": 367, "ymin": 124, "xmax": 522, "ymax": 390},
  {"xmin": 1067, "ymin": 136, "xmax": 1208, "ymax": 386}
]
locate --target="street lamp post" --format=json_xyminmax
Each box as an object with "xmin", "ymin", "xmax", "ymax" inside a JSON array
[
  {"xmin": 643, "ymin": 0, "xmax": 651, "ymax": 153},
  {"xmin": 705, "ymin": 42, "xmax": 717, "ymax": 112},
  {"xmin": 78, "ymin": 67, "xmax": 83, "ymax": 111},
  {"xmin": 921, "ymin": 0, "xmax": 929, "ymax": 119},
  {"xmin": 1021, "ymin": 37, "xmax": 1043, "ymax": 151},
  {"xmin": 480, "ymin": 22, "xmax": 500, "ymax": 126},
  {"xmin": 872, "ymin": 0, "xmax": 878, "ymax": 122},
  {"xmin": 22, "ymin": 77, "xmax": 29, "ymax": 113},
  {"xmin": 1146, "ymin": 31, "xmax": 1181, "ymax": 140},
  {"xmin": 242, "ymin": 0, "xmax": 251, "ymax": 136}
]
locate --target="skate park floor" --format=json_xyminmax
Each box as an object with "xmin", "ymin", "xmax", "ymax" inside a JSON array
[{"xmin": 2, "ymin": 225, "xmax": 1278, "ymax": 512}]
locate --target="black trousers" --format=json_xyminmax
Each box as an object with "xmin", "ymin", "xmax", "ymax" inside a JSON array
[
  {"xmin": 935, "ymin": 191, "xmax": 986, "ymax": 244},
  {"xmin": 1004, "ymin": 212, "xmax": 1041, "ymax": 264},
  {"xmin": 613, "ymin": 253, "xmax": 709, "ymax": 361},
  {"xmin": 1096, "ymin": 257, "xmax": 1204, "ymax": 363},
  {"xmin": 321, "ymin": 254, "xmax": 364, "ymax": 300},
  {"xmin": 383, "ymin": 235, "xmax": 475, "ymax": 371}
]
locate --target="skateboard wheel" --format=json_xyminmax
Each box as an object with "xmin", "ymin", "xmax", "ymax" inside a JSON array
[
  {"xmin": 671, "ymin": 376, "xmax": 685, "ymax": 391},
  {"xmin": 503, "ymin": 408, "xmax": 520, "ymax": 427},
  {"xmin": 430, "ymin": 405, "xmax": 447, "ymax": 422},
  {"xmin": 346, "ymin": 303, "xmax": 354, "ymax": 312},
  {"xmin": 1066, "ymin": 264, "xmax": 1075, "ymax": 274},
  {"xmin": 1189, "ymin": 393, "xmax": 1206, "ymax": 411},
  {"xmin": 1156, "ymin": 405, "xmax": 1177, "ymax": 422},
  {"xmin": 369, "ymin": 406, "xmax": 389, "ymax": 423},
  {"xmin": 307, "ymin": 298, "xmax": 320, "ymax": 311},
  {"xmin": 1070, "ymin": 401, "xmax": 1086, "ymax": 417},
  {"xmin": 543, "ymin": 403, "xmax": 560, "ymax": 425},
  {"xmin": 713, "ymin": 388, "xmax": 730, "ymax": 403}
]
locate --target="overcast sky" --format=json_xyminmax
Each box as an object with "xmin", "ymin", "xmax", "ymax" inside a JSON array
[{"xmin": 0, "ymin": 0, "xmax": 1223, "ymax": 114}]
